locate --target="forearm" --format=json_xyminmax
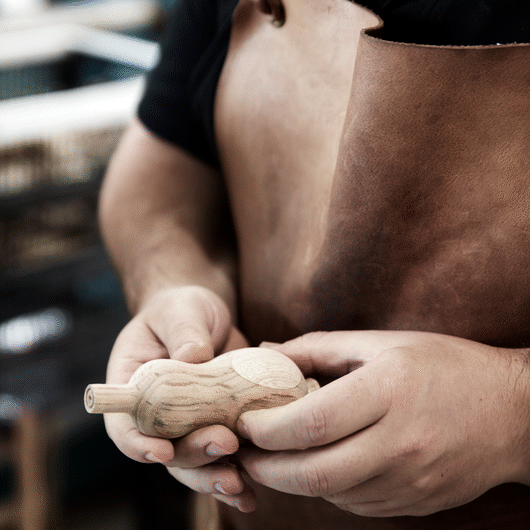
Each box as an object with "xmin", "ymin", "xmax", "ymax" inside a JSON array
[
  {"xmin": 99, "ymin": 119, "xmax": 237, "ymax": 315},
  {"xmin": 506, "ymin": 346, "xmax": 530, "ymax": 485}
]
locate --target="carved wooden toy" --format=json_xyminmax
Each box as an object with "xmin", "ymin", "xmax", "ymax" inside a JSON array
[{"xmin": 84, "ymin": 347, "xmax": 319, "ymax": 439}]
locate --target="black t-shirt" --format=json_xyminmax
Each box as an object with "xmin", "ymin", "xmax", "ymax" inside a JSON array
[
  {"xmin": 138, "ymin": 0, "xmax": 238, "ymax": 167},
  {"xmin": 138, "ymin": 0, "xmax": 530, "ymax": 167}
]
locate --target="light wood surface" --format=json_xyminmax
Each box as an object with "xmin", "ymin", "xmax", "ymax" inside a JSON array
[{"xmin": 85, "ymin": 348, "xmax": 319, "ymax": 439}]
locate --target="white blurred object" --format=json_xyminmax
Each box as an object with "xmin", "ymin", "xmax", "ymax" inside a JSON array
[
  {"xmin": 0, "ymin": 23, "xmax": 159, "ymax": 71},
  {"xmin": 0, "ymin": 394, "xmax": 24, "ymax": 419},
  {"xmin": 0, "ymin": 78, "xmax": 146, "ymax": 148},
  {"xmin": 0, "ymin": 0, "xmax": 159, "ymax": 32},
  {"xmin": 0, "ymin": 0, "xmax": 48, "ymax": 16},
  {"xmin": 0, "ymin": 24, "xmax": 159, "ymax": 146},
  {"xmin": 0, "ymin": 308, "xmax": 71, "ymax": 355}
]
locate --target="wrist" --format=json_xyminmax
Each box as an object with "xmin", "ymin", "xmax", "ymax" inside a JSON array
[
  {"xmin": 502, "ymin": 348, "xmax": 530, "ymax": 485},
  {"xmin": 112, "ymin": 229, "xmax": 237, "ymax": 316},
  {"xmin": 129, "ymin": 273, "xmax": 237, "ymax": 324}
]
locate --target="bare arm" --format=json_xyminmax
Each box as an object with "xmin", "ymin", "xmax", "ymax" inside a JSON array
[{"xmin": 99, "ymin": 117, "xmax": 237, "ymax": 316}]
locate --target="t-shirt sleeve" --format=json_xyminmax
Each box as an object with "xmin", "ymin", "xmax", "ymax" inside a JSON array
[
  {"xmin": 138, "ymin": 0, "xmax": 234, "ymax": 167},
  {"xmin": 360, "ymin": 0, "xmax": 530, "ymax": 46}
]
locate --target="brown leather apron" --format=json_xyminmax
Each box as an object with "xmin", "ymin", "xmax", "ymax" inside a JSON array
[
  {"xmin": 210, "ymin": 2, "xmax": 530, "ymax": 528},
  {"xmin": 312, "ymin": 19, "xmax": 530, "ymax": 346}
]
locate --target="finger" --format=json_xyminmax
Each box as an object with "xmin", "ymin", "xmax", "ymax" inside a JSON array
[
  {"xmin": 330, "ymin": 493, "xmax": 431, "ymax": 518},
  {"xmin": 104, "ymin": 413, "xmax": 174, "ymax": 463},
  {"xmin": 323, "ymin": 473, "xmax": 410, "ymax": 516},
  {"xmin": 167, "ymin": 461, "xmax": 245, "ymax": 496},
  {"xmin": 261, "ymin": 330, "xmax": 419, "ymax": 376},
  {"xmin": 168, "ymin": 464, "xmax": 257, "ymax": 512},
  {"xmin": 212, "ymin": 489, "xmax": 258, "ymax": 513},
  {"xmin": 148, "ymin": 288, "xmax": 232, "ymax": 362},
  {"xmin": 240, "ymin": 425, "xmax": 388, "ymax": 498},
  {"xmin": 330, "ymin": 498, "xmax": 401, "ymax": 518},
  {"xmin": 326, "ymin": 468, "xmax": 457, "ymax": 517},
  {"xmin": 169, "ymin": 425, "xmax": 240, "ymax": 469},
  {"xmin": 237, "ymin": 359, "xmax": 391, "ymax": 450}
]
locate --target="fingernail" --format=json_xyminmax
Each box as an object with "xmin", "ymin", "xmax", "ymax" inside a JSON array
[
  {"xmin": 205, "ymin": 443, "xmax": 230, "ymax": 458},
  {"xmin": 145, "ymin": 452, "xmax": 164, "ymax": 464},
  {"xmin": 216, "ymin": 495, "xmax": 241, "ymax": 510},
  {"xmin": 175, "ymin": 342, "xmax": 209, "ymax": 362},
  {"xmin": 176, "ymin": 342, "xmax": 203, "ymax": 355},
  {"xmin": 238, "ymin": 498, "xmax": 258, "ymax": 513},
  {"xmin": 222, "ymin": 496, "xmax": 244, "ymax": 512},
  {"xmin": 236, "ymin": 419, "xmax": 250, "ymax": 440},
  {"xmin": 214, "ymin": 493, "xmax": 257, "ymax": 513},
  {"xmin": 214, "ymin": 482, "xmax": 231, "ymax": 495}
]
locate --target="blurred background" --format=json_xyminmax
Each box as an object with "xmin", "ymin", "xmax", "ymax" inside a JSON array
[{"xmin": 0, "ymin": 1, "xmax": 193, "ymax": 528}]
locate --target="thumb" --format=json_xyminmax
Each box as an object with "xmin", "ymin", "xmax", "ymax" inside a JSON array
[
  {"xmin": 145, "ymin": 286, "xmax": 233, "ymax": 363},
  {"xmin": 260, "ymin": 330, "xmax": 406, "ymax": 377}
]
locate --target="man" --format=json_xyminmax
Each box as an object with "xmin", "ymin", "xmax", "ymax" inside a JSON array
[{"xmin": 99, "ymin": 0, "xmax": 530, "ymax": 528}]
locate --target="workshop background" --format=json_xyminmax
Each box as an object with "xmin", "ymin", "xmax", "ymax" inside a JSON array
[{"xmin": 0, "ymin": 1, "xmax": 192, "ymax": 529}]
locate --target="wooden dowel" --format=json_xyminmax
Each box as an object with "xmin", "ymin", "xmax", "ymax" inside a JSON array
[{"xmin": 84, "ymin": 384, "xmax": 139, "ymax": 414}]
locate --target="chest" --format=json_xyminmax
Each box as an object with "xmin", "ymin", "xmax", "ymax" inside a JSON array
[
  {"xmin": 214, "ymin": 1, "xmax": 530, "ymax": 347},
  {"xmin": 214, "ymin": 0, "xmax": 377, "ymax": 314}
]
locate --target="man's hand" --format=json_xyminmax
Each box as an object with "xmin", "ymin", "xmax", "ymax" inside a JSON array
[
  {"xmin": 104, "ymin": 285, "xmax": 256, "ymax": 512},
  {"xmin": 236, "ymin": 331, "xmax": 530, "ymax": 516}
]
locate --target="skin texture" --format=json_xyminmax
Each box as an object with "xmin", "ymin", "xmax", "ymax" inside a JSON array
[
  {"xmin": 237, "ymin": 332, "xmax": 530, "ymax": 516},
  {"xmin": 99, "ymin": 0, "xmax": 530, "ymax": 528}
]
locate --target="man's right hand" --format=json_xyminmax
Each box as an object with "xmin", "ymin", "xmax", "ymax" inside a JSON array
[{"xmin": 104, "ymin": 285, "xmax": 257, "ymax": 512}]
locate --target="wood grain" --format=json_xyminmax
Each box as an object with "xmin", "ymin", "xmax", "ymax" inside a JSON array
[{"xmin": 85, "ymin": 347, "xmax": 319, "ymax": 438}]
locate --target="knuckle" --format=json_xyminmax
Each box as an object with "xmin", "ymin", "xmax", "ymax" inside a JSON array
[
  {"xmin": 394, "ymin": 427, "xmax": 434, "ymax": 461},
  {"xmin": 409, "ymin": 469, "xmax": 444, "ymax": 502},
  {"xmin": 171, "ymin": 320, "xmax": 202, "ymax": 340},
  {"xmin": 297, "ymin": 405, "xmax": 328, "ymax": 448},
  {"xmin": 298, "ymin": 331, "xmax": 328, "ymax": 349},
  {"xmin": 411, "ymin": 474, "xmax": 434, "ymax": 497},
  {"xmin": 295, "ymin": 463, "xmax": 331, "ymax": 497},
  {"xmin": 385, "ymin": 346, "xmax": 415, "ymax": 376}
]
